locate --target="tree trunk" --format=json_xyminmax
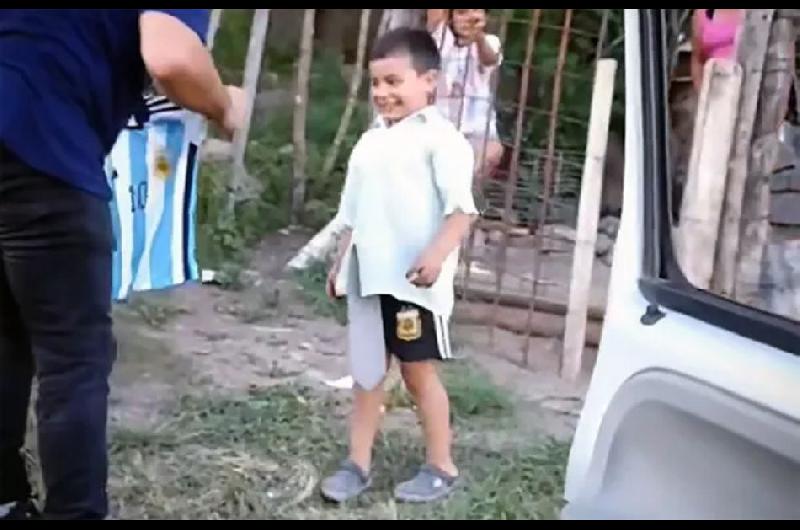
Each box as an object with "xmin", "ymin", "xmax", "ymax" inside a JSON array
[
  {"xmin": 291, "ymin": 9, "xmax": 316, "ymax": 226},
  {"xmin": 735, "ymin": 11, "xmax": 796, "ymax": 306},
  {"xmin": 320, "ymin": 9, "xmax": 371, "ymax": 181}
]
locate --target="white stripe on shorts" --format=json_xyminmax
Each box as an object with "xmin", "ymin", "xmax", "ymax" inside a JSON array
[{"xmin": 434, "ymin": 315, "xmax": 452, "ymax": 360}]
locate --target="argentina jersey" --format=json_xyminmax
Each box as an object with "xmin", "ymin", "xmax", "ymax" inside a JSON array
[{"xmin": 106, "ymin": 93, "xmax": 205, "ymax": 301}]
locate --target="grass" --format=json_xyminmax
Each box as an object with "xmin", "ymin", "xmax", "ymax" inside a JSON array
[
  {"xmin": 444, "ymin": 360, "xmax": 514, "ymax": 421},
  {"xmin": 106, "ymin": 364, "xmax": 568, "ymax": 520}
]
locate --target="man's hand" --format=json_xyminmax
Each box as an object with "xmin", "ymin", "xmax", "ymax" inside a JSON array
[
  {"xmin": 406, "ymin": 251, "xmax": 444, "ymax": 289},
  {"xmin": 216, "ymin": 85, "xmax": 247, "ymax": 139}
]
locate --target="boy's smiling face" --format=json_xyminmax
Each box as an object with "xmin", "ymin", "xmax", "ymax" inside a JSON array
[{"xmin": 369, "ymin": 54, "xmax": 438, "ymax": 124}]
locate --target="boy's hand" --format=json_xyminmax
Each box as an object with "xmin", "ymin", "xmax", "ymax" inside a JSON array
[{"xmin": 406, "ymin": 252, "xmax": 444, "ymax": 289}]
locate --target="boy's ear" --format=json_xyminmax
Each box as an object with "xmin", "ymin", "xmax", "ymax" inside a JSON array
[{"xmin": 423, "ymin": 69, "xmax": 439, "ymax": 86}]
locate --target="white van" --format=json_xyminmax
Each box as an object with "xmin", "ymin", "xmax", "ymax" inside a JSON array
[{"xmin": 562, "ymin": 9, "xmax": 800, "ymax": 520}]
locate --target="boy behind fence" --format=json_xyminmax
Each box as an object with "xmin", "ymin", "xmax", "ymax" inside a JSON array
[{"xmin": 320, "ymin": 27, "xmax": 478, "ymax": 504}]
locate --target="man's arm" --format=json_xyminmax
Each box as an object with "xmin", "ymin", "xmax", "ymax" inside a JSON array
[{"xmin": 139, "ymin": 10, "xmax": 242, "ymax": 136}]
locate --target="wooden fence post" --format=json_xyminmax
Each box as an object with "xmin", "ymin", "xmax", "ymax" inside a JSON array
[{"xmin": 561, "ymin": 59, "xmax": 617, "ymax": 382}]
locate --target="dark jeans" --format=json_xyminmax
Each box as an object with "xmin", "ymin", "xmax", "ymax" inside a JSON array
[{"xmin": 0, "ymin": 144, "xmax": 114, "ymax": 520}]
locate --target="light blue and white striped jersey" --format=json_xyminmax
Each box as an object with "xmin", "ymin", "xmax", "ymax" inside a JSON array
[{"xmin": 106, "ymin": 93, "xmax": 206, "ymax": 301}]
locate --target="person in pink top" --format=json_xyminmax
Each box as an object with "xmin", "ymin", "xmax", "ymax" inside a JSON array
[{"xmin": 691, "ymin": 9, "xmax": 744, "ymax": 92}]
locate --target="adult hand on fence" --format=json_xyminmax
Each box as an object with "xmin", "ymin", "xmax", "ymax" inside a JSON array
[{"xmin": 217, "ymin": 85, "xmax": 247, "ymax": 139}]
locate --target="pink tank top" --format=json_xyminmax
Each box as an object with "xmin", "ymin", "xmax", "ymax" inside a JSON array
[{"xmin": 699, "ymin": 10, "xmax": 740, "ymax": 60}]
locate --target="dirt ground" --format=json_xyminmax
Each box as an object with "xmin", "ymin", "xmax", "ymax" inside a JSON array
[
  {"xmin": 101, "ymin": 230, "xmax": 592, "ymax": 519},
  {"xmin": 110, "ymin": 231, "xmax": 589, "ymax": 432}
]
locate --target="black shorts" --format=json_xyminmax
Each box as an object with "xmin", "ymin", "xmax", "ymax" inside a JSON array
[{"xmin": 379, "ymin": 295, "xmax": 452, "ymax": 363}]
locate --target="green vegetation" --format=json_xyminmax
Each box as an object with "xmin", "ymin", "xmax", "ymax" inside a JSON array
[{"xmin": 107, "ymin": 368, "xmax": 568, "ymax": 520}]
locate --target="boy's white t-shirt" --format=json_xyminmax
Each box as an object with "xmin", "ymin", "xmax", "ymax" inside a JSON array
[
  {"xmin": 431, "ymin": 22, "xmax": 502, "ymax": 138},
  {"xmin": 337, "ymin": 106, "xmax": 477, "ymax": 317}
]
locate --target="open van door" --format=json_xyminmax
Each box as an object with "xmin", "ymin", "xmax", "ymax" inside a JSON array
[{"xmin": 562, "ymin": 9, "xmax": 800, "ymax": 520}]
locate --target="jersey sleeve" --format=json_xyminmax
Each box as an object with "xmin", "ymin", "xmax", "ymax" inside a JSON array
[
  {"xmin": 431, "ymin": 129, "xmax": 478, "ymax": 217},
  {"xmin": 141, "ymin": 9, "xmax": 211, "ymax": 43}
]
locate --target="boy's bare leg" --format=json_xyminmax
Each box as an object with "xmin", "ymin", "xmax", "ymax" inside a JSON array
[
  {"xmin": 320, "ymin": 377, "xmax": 385, "ymax": 503},
  {"xmin": 401, "ymin": 361, "xmax": 458, "ymax": 477},
  {"xmin": 349, "ymin": 384, "xmax": 386, "ymax": 473}
]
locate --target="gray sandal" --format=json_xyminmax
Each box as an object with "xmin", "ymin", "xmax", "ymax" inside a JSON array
[
  {"xmin": 394, "ymin": 465, "xmax": 459, "ymax": 504},
  {"xmin": 320, "ymin": 460, "xmax": 372, "ymax": 503}
]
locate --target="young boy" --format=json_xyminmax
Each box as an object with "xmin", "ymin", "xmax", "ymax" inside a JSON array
[{"xmin": 320, "ymin": 27, "xmax": 478, "ymax": 504}]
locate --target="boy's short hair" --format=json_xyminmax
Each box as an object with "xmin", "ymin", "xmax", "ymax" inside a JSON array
[{"xmin": 370, "ymin": 27, "xmax": 441, "ymax": 73}]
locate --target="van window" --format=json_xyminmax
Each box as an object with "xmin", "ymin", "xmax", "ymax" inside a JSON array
[{"xmin": 639, "ymin": 9, "xmax": 800, "ymax": 353}]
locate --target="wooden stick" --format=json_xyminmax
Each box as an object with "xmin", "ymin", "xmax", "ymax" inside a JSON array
[
  {"xmin": 207, "ymin": 9, "xmax": 223, "ymax": 51},
  {"xmin": 229, "ymin": 9, "xmax": 271, "ymax": 212},
  {"xmin": 676, "ymin": 59, "xmax": 742, "ymax": 289},
  {"xmin": 290, "ymin": 9, "xmax": 317, "ymax": 226},
  {"xmin": 561, "ymin": 59, "xmax": 617, "ymax": 382},
  {"xmin": 553, "ymin": 151, "xmax": 565, "ymax": 199},
  {"xmin": 320, "ymin": 9, "xmax": 372, "ymax": 181},
  {"xmin": 713, "ymin": 9, "xmax": 774, "ymax": 296},
  {"xmin": 736, "ymin": 13, "xmax": 795, "ymax": 305}
]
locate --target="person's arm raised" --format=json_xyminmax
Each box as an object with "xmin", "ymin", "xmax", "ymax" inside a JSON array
[
  {"xmin": 139, "ymin": 11, "xmax": 244, "ymax": 137},
  {"xmin": 426, "ymin": 9, "xmax": 448, "ymax": 32}
]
